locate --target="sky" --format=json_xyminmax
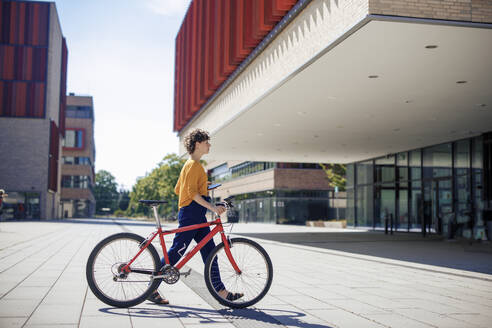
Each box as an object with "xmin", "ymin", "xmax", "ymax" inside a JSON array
[{"xmin": 50, "ymin": 0, "xmax": 192, "ymax": 190}]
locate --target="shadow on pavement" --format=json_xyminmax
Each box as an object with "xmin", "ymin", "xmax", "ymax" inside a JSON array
[
  {"xmin": 235, "ymin": 231, "xmax": 492, "ymax": 275},
  {"xmin": 101, "ymin": 305, "xmax": 332, "ymax": 328}
]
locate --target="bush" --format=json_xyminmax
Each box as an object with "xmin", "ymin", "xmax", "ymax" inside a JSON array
[{"xmin": 113, "ymin": 209, "xmax": 126, "ymax": 217}]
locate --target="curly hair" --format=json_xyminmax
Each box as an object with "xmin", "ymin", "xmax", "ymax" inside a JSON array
[{"xmin": 184, "ymin": 129, "xmax": 210, "ymax": 154}]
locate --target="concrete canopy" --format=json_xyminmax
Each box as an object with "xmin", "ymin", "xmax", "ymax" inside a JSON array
[{"xmin": 183, "ymin": 19, "xmax": 492, "ymax": 164}]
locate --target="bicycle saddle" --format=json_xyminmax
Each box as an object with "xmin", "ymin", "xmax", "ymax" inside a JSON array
[{"xmin": 138, "ymin": 200, "xmax": 168, "ymax": 206}]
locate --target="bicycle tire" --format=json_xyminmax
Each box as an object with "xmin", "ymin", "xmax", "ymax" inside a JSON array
[
  {"xmin": 204, "ymin": 237, "xmax": 273, "ymax": 308},
  {"xmin": 86, "ymin": 232, "xmax": 161, "ymax": 308}
]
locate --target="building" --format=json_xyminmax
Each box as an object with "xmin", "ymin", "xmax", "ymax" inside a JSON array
[
  {"xmin": 172, "ymin": 1, "xmax": 492, "ymax": 238},
  {"xmin": 60, "ymin": 94, "xmax": 96, "ymax": 218},
  {"xmin": 0, "ymin": 1, "xmax": 68, "ymax": 220},
  {"xmin": 207, "ymin": 160, "xmax": 345, "ymax": 224}
]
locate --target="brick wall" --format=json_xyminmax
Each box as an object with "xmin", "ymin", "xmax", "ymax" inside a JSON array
[
  {"xmin": 60, "ymin": 188, "xmax": 95, "ymax": 202},
  {"xmin": 369, "ymin": 0, "xmax": 492, "ymax": 23}
]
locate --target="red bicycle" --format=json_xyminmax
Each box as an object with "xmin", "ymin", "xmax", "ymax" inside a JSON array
[{"xmin": 86, "ymin": 195, "xmax": 273, "ymax": 309}]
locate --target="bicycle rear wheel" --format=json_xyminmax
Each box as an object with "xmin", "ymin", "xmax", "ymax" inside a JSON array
[
  {"xmin": 86, "ymin": 232, "xmax": 161, "ymax": 308},
  {"xmin": 204, "ymin": 237, "xmax": 273, "ymax": 308}
]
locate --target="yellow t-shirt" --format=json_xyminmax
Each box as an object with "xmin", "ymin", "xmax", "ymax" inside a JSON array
[{"xmin": 174, "ymin": 159, "xmax": 208, "ymax": 209}]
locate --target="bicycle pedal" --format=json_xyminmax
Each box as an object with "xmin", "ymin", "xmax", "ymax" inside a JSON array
[{"xmin": 181, "ymin": 268, "xmax": 192, "ymax": 278}]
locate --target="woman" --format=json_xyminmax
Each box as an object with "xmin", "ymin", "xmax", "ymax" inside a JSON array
[{"xmin": 148, "ymin": 129, "xmax": 243, "ymax": 304}]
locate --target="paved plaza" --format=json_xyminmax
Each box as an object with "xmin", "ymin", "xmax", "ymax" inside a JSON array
[{"xmin": 0, "ymin": 218, "xmax": 491, "ymax": 328}]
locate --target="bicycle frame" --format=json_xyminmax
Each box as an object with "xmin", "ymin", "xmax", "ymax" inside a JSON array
[{"xmin": 121, "ymin": 207, "xmax": 241, "ymax": 276}]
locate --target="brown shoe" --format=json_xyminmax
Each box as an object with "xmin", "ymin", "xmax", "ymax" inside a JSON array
[{"xmin": 147, "ymin": 290, "xmax": 169, "ymax": 305}]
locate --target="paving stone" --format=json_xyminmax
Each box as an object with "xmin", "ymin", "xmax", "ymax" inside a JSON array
[
  {"xmin": 365, "ymin": 312, "xmax": 435, "ymax": 328},
  {"xmin": 183, "ymin": 323, "xmax": 236, "ymax": 328},
  {"xmin": 394, "ymin": 298, "xmax": 467, "ymax": 314},
  {"xmin": 325, "ymin": 299, "xmax": 391, "ymax": 315},
  {"xmin": 0, "ymin": 299, "xmax": 39, "ymax": 317},
  {"xmin": 447, "ymin": 313, "xmax": 492, "ymax": 328},
  {"xmin": 305, "ymin": 308, "xmax": 386, "ymax": 327},
  {"xmin": 79, "ymin": 314, "xmax": 132, "ymax": 328},
  {"xmin": 278, "ymin": 295, "xmax": 335, "ymax": 310},
  {"xmin": 2, "ymin": 286, "xmax": 50, "ymax": 300},
  {"xmin": 394, "ymin": 308, "xmax": 481, "ymax": 328},
  {"xmin": 26, "ymin": 303, "xmax": 82, "ymax": 325},
  {"xmin": 0, "ymin": 317, "xmax": 26, "ymax": 328}
]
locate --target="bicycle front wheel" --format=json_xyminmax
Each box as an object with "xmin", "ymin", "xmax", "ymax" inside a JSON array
[
  {"xmin": 204, "ymin": 237, "xmax": 273, "ymax": 308},
  {"xmin": 86, "ymin": 232, "xmax": 161, "ymax": 308}
]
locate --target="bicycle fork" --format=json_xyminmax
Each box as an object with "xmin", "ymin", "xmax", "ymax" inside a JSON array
[{"xmin": 221, "ymin": 232, "xmax": 242, "ymax": 274}]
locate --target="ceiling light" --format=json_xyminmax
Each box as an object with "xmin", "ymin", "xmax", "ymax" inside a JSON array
[
  {"xmin": 368, "ymin": 75, "xmax": 379, "ymax": 79},
  {"xmin": 425, "ymin": 45, "xmax": 438, "ymax": 49},
  {"xmin": 456, "ymin": 80, "xmax": 467, "ymax": 84},
  {"xmin": 273, "ymin": 123, "xmax": 281, "ymax": 127}
]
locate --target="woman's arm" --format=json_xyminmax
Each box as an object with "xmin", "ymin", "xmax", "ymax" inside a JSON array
[{"xmin": 192, "ymin": 194, "xmax": 226, "ymax": 216}]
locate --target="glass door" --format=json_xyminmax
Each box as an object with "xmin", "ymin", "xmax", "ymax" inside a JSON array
[{"xmin": 431, "ymin": 178, "xmax": 453, "ymax": 235}]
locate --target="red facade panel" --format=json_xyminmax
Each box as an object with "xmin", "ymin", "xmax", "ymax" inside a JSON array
[
  {"xmin": 173, "ymin": 0, "xmax": 297, "ymax": 132},
  {"xmin": 0, "ymin": 1, "xmax": 52, "ymax": 119},
  {"xmin": 0, "ymin": 81, "xmax": 45, "ymax": 117},
  {"xmin": 0, "ymin": 1, "xmax": 49, "ymax": 46},
  {"xmin": 59, "ymin": 38, "xmax": 68, "ymax": 137},
  {"xmin": 0, "ymin": 45, "xmax": 47, "ymax": 81}
]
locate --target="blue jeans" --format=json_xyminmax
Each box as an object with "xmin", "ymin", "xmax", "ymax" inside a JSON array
[{"xmin": 163, "ymin": 196, "xmax": 225, "ymax": 292}]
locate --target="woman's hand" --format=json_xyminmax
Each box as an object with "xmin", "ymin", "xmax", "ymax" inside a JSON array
[{"xmin": 213, "ymin": 205, "xmax": 226, "ymax": 216}]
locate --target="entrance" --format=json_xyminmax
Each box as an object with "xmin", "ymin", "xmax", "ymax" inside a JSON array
[{"xmin": 424, "ymin": 178, "xmax": 452, "ymax": 235}]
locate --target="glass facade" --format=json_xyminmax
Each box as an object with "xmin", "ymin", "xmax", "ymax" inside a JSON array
[
  {"xmin": 346, "ymin": 135, "xmax": 488, "ymax": 239},
  {"xmin": 210, "ymin": 161, "xmax": 322, "ymax": 183},
  {"xmin": 0, "ymin": 192, "xmax": 40, "ymax": 219},
  {"xmin": 225, "ymin": 190, "xmax": 345, "ymax": 225}
]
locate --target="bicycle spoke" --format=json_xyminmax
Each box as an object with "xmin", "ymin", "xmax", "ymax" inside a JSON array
[{"xmin": 206, "ymin": 239, "xmax": 272, "ymax": 308}]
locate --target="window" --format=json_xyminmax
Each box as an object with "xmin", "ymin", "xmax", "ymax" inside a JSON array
[
  {"xmin": 423, "ymin": 143, "xmax": 452, "ymax": 179},
  {"xmin": 64, "ymin": 129, "xmax": 84, "ymax": 149},
  {"xmin": 62, "ymin": 175, "xmax": 91, "ymax": 189},
  {"xmin": 66, "ymin": 106, "xmax": 93, "ymax": 119},
  {"xmin": 356, "ymin": 160, "xmax": 373, "ymax": 185},
  {"xmin": 62, "ymin": 156, "xmax": 91, "ymax": 165}
]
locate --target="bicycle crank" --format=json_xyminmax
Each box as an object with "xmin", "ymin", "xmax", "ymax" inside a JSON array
[{"xmin": 153, "ymin": 265, "xmax": 180, "ymax": 284}]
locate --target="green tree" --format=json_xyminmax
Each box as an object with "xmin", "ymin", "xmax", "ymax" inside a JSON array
[
  {"xmin": 117, "ymin": 189, "xmax": 130, "ymax": 211},
  {"xmin": 319, "ymin": 163, "xmax": 346, "ymax": 191},
  {"xmin": 94, "ymin": 170, "xmax": 119, "ymax": 214},
  {"xmin": 126, "ymin": 153, "xmax": 187, "ymax": 218}
]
